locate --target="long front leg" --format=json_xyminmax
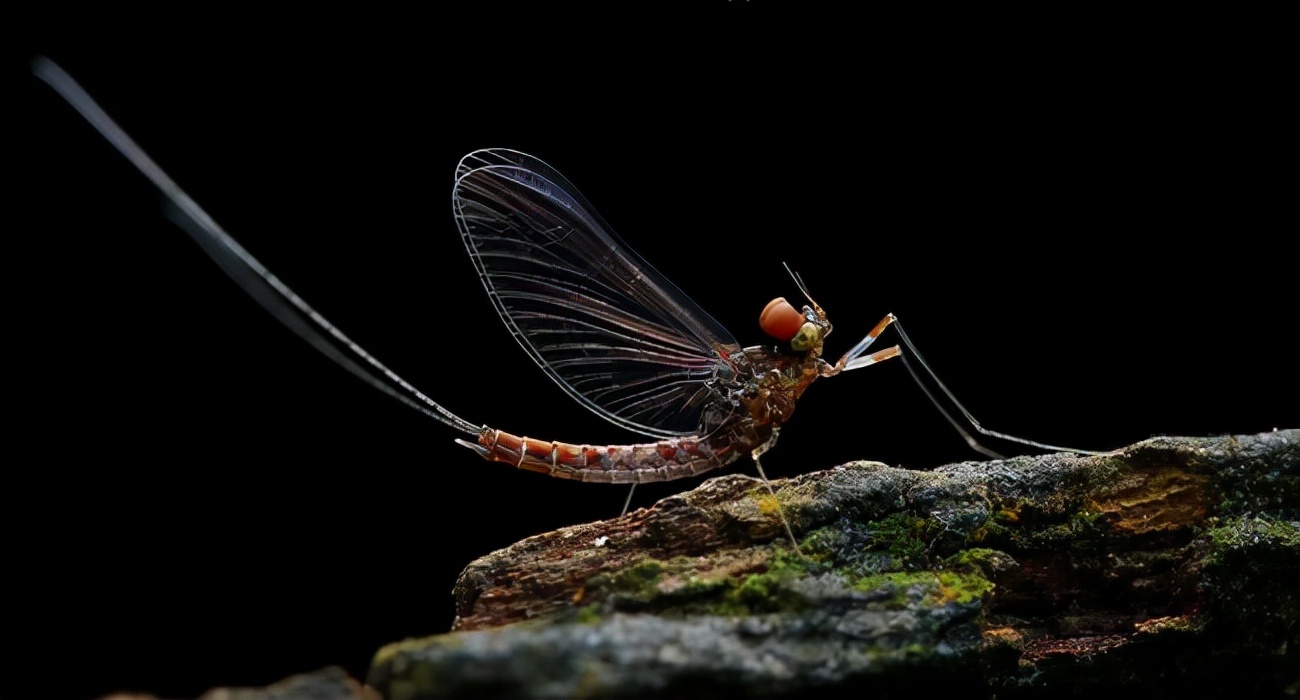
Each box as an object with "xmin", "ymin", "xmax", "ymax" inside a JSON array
[
  {"xmin": 823, "ymin": 313, "xmax": 1107, "ymax": 458},
  {"xmin": 824, "ymin": 313, "xmax": 903, "ymax": 376}
]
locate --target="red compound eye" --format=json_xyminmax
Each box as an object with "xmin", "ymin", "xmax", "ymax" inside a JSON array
[{"xmin": 759, "ymin": 297, "xmax": 804, "ymax": 342}]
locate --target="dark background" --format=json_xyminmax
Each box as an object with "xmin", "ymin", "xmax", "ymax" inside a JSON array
[{"xmin": 3, "ymin": 3, "xmax": 1296, "ymax": 698}]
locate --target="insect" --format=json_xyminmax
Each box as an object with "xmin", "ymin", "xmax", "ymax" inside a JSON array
[{"xmin": 34, "ymin": 59, "xmax": 1099, "ymax": 549}]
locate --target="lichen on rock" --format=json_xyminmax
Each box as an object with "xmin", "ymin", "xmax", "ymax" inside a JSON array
[{"xmin": 369, "ymin": 430, "xmax": 1300, "ymax": 698}]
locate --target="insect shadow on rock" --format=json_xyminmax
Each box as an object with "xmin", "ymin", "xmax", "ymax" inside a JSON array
[{"xmin": 34, "ymin": 58, "xmax": 1105, "ymax": 553}]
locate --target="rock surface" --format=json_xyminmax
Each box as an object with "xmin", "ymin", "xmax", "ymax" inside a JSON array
[{"xmin": 369, "ymin": 430, "xmax": 1300, "ymax": 698}]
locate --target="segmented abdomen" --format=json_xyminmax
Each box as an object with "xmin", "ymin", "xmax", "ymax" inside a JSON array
[{"xmin": 456, "ymin": 428, "xmax": 744, "ymax": 484}]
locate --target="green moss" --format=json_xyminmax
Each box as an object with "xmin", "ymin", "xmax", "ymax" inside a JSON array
[
  {"xmin": 936, "ymin": 571, "xmax": 994, "ymax": 604},
  {"xmin": 1198, "ymin": 516, "xmax": 1300, "ymax": 654},
  {"xmin": 850, "ymin": 570, "xmax": 994, "ymax": 606},
  {"xmin": 806, "ymin": 512, "xmax": 1013, "ymax": 577},
  {"xmin": 575, "ymin": 603, "xmax": 602, "ymax": 625},
  {"xmin": 794, "ymin": 526, "xmax": 840, "ymax": 562},
  {"xmin": 946, "ymin": 547, "xmax": 998, "ymax": 567},
  {"xmin": 733, "ymin": 571, "xmax": 780, "ymax": 605},
  {"xmin": 944, "ymin": 548, "xmax": 1011, "ymax": 579},
  {"xmin": 584, "ymin": 522, "xmax": 1004, "ymax": 620},
  {"xmin": 900, "ymin": 641, "xmax": 939, "ymax": 661},
  {"xmin": 672, "ymin": 574, "xmax": 729, "ymax": 597},
  {"xmin": 722, "ymin": 549, "xmax": 812, "ymax": 613},
  {"xmin": 585, "ymin": 557, "xmax": 668, "ymax": 604},
  {"xmin": 974, "ymin": 498, "xmax": 1115, "ymax": 552},
  {"xmin": 666, "ymin": 549, "xmax": 811, "ymax": 616},
  {"xmin": 968, "ymin": 518, "xmax": 1012, "ymax": 546},
  {"xmin": 583, "ymin": 549, "xmax": 819, "ymax": 617},
  {"xmin": 766, "ymin": 548, "xmax": 812, "ymax": 576},
  {"xmin": 850, "ymin": 513, "xmax": 930, "ymax": 570},
  {"xmin": 1206, "ymin": 516, "xmax": 1300, "ymax": 553},
  {"xmin": 610, "ymin": 558, "xmax": 665, "ymax": 587},
  {"xmin": 851, "ymin": 571, "xmax": 934, "ymax": 602}
]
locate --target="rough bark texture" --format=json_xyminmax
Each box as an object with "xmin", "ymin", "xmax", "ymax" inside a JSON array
[{"xmin": 368, "ymin": 430, "xmax": 1300, "ymax": 699}]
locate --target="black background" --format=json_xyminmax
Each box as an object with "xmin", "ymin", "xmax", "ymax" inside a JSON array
[{"xmin": 3, "ymin": 3, "xmax": 1296, "ymax": 698}]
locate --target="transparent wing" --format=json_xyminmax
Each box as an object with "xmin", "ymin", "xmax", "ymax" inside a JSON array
[{"xmin": 453, "ymin": 148, "xmax": 741, "ymax": 438}]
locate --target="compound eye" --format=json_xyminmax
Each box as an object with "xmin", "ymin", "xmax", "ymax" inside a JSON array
[
  {"xmin": 759, "ymin": 297, "xmax": 804, "ymax": 342},
  {"xmin": 790, "ymin": 322, "xmax": 822, "ymax": 352}
]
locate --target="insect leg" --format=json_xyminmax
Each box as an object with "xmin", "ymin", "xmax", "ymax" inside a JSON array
[
  {"xmin": 751, "ymin": 428, "xmax": 801, "ymax": 553},
  {"xmin": 828, "ymin": 313, "xmax": 903, "ymax": 372},
  {"xmin": 887, "ymin": 318, "xmax": 1109, "ymax": 456},
  {"xmin": 831, "ymin": 313, "xmax": 1109, "ymax": 458},
  {"xmin": 620, "ymin": 484, "xmax": 636, "ymax": 517}
]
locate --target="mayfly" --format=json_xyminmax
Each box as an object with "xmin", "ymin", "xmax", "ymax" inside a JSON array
[{"xmin": 34, "ymin": 59, "xmax": 1100, "ymax": 548}]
